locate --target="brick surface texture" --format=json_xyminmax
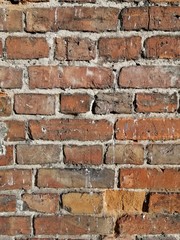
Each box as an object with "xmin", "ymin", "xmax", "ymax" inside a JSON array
[{"xmin": 0, "ymin": 0, "xmax": 179, "ymax": 239}]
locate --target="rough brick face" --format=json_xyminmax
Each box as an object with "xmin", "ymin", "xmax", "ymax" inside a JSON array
[
  {"xmin": 105, "ymin": 144, "xmax": 144, "ymax": 165},
  {"xmin": 6, "ymin": 37, "xmax": 49, "ymax": 59},
  {"xmin": 29, "ymin": 119, "xmax": 113, "ymax": 141},
  {"xmin": 99, "ymin": 37, "xmax": 141, "ymax": 61},
  {"xmin": 35, "ymin": 216, "xmax": 113, "ymax": 235},
  {"xmin": 16, "ymin": 144, "xmax": 61, "ymax": 164},
  {"xmin": 147, "ymin": 144, "xmax": 180, "ymax": 165},
  {"xmin": 62, "ymin": 192, "xmax": 103, "ymax": 214},
  {"xmin": 145, "ymin": 36, "xmax": 180, "ymax": 59},
  {"xmin": 120, "ymin": 168, "xmax": 180, "ymax": 190},
  {"xmin": 14, "ymin": 94, "xmax": 55, "ymax": 115},
  {"xmin": 60, "ymin": 93, "xmax": 91, "ymax": 114},
  {"xmin": 0, "ymin": 0, "xmax": 179, "ymax": 239},
  {"xmin": 56, "ymin": 7, "xmax": 119, "ymax": 32},
  {"xmin": 37, "ymin": 168, "xmax": 114, "ymax": 188},
  {"xmin": 135, "ymin": 93, "xmax": 177, "ymax": 113},
  {"xmin": 64, "ymin": 145, "xmax": 103, "ymax": 165},
  {"xmin": 115, "ymin": 118, "xmax": 180, "ymax": 140}
]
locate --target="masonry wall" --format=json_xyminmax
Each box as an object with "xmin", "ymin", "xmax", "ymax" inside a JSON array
[{"xmin": 0, "ymin": 0, "xmax": 180, "ymax": 239}]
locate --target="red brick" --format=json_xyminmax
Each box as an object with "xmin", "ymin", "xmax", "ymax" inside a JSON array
[
  {"xmin": 0, "ymin": 92, "xmax": 11, "ymax": 116},
  {"xmin": 0, "ymin": 217, "xmax": 30, "ymax": 235},
  {"xmin": 0, "ymin": 146, "xmax": 13, "ymax": 166},
  {"xmin": 4, "ymin": 10, "xmax": 23, "ymax": 32},
  {"xmin": 121, "ymin": 7, "xmax": 180, "ymax": 31},
  {"xmin": 0, "ymin": 169, "xmax": 32, "ymax": 190},
  {"xmin": 119, "ymin": 66, "xmax": 180, "ymax": 88},
  {"xmin": 29, "ymin": 66, "xmax": 113, "ymax": 89},
  {"xmin": 0, "ymin": 195, "xmax": 16, "ymax": 212},
  {"xmin": 104, "ymin": 190, "xmax": 146, "ymax": 215},
  {"xmin": 147, "ymin": 144, "xmax": 180, "ymax": 165},
  {"xmin": 26, "ymin": 8, "xmax": 55, "ymax": 32},
  {"xmin": 28, "ymin": 66, "xmax": 60, "ymax": 89},
  {"xmin": 67, "ymin": 37, "xmax": 96, "ymax": 61},
  {"xmin": 0, "ymin": 66, "xmax": 22, "ymax": 89},
  {"xmin": 22, "ymin": 193, "xmax": 59, "ymax": 213},
  {"xmin": 121, "ymin": 7, "xmax": 149, "ymax": 30},
  {"xmin": 29, "ymin": 119, "xmax": 113, "ymax": 141},
  {"xmin": 145, "ymin": 36, "xmax": 180, "ymax": 59},
  {"xmin": 93, "ymin": 93, "xmax": 132, "ymax": 114},
  {"xmin": 4, "ymin": 121, "xmax": 25, "ymax": 141},
  {"xmin": 56, "ymin": 7, "xmax": 119, "ymax": 32},
  {"xmin": 105, "ymin": 144, "xmax": 144, "ymax": 165},
  {"xmin": 120, "ymin": 168, "xmax": 180, "ymax": 190},
  {"xmin": 16, "ymin": 144, "xmax": 61, "ymax": 164},
  {"xmin": 6, "ymin": 37, "xmax": 49, "ymax": 59},
  {"xmin": 14, "ymin": 94, "xmax": 55, "ymax": 115},
  {"xmin": 117, "ymin": 214, "xmax": 180, "ymax": 235},
  {"xmin": 149, "ymin": 193, "xmax": 180, "ymax": 214},
  {"xmin": 135, "ymin": 93, "xmax": 177, "ymax": 113},
  {"xmin": 99, "ymin": 37, "xmax": 141, "ymax": 61},
  {"xmin": 60, "ymin": 93, "xmax": 91, "ymax": 114},
  {"xmin": 59, "ymin": 66, "xmax": 113, "ymax": 89},
  {"xmin": 37, "ymin": 168, "xmax": 114, "ymax": 189},
  {"xmin": 62, "ymin": 192, "xmax": 103, "ymax": 214},
  {"xmin": 115, "ymin": 118, "xmax": 180, "ymax": 140},
  {"xmin": 64, "ymin": 145, "xmax": 103, "ymax": 165},
  {"xmin": 149, "ymin": 7, "xmax": 180, "ymax": 31},
  {"xmin": 55, "ymin": 38, "xmax": 66, "ymax": 60},
  {"xmin": 35, "ymin": 216, "xmax": 113, "ymax": 235}
]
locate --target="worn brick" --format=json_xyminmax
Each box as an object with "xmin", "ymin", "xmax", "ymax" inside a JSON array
[
  {"xmin": 14, "ymin": 94, "xmax": 55, "ymax": 115},
  {"xmin": 62, "ymin": 192, "xmax": 103, "ymax": 214},
  {"xmin": 56, "ymin": 7, "xmax": 119, "ymax": 32},
  {"xmin": 121, "ymin": 7, "xmax": 180, "ymax": 31},
  {"xmin": 137, "ymin": 236, "xmax": 178, "ymax": 240},
  {"xmin": 59, "ymin": 66, "xmax": 113, "ymax": 89},
  {"xmin": 93, "ymin": 93, "xmax": 132, "ymax": 114},
  {"xmin": 105, "ymin": 144, "xmax": 144, "ymax": 165},
  {"xmin": 120, "ymin": 168, "xmax": 180, "ymax": 190},
  {"xmin": 119, "ymin": 66, "xmax": 180, "ymax": 88},
  {"xmin": 29, "ymin": 119, "xmax": 113, "ymax": 141},
  {"xmin": 37, "ymin": 168, "xmax": 114, "ymax": 189},
  {"xmin": 0, "ymin": 217, "xmax": 31, "ymax": 236},
  {"xmin": 4, "ymin": 121, "xmax": 25, "ymax": 141},
  {"xmin": 61, "ymin": 93, "xmax": 91, "ymax": 114},
  {"xmin": 115, "ymin": 118, "xmax": 180, "ymax": 140},
  {"xmin": 26, "ymin": 8, "xmax": 55, "ymax": 32},
  {"xmin": 0, "ymin": 92, "xmax": 11, "ymax": 116},
  {"xmin": 145, "ymin": 36, "xmax": 180, "ymax": 59},
  {"xmin": 67, "ymin": 37, "xmax": 96, "ymax": 61},
  {"xmin": 0, "ymin": 195, "xmax": 16, "ymax": 212},
  {"xmin": 6, "ymin": 37, "xmax": 49, "ymax": 59},
  {"xmin": 0, "ymin": 146, "xmax": 13, "ymax": 166},
  {"xmin": 135, "ymin": 93, "xmax": 177, "ymax": 113},
  {"xmin": 29, "ymin": 66, "xmax": 113, "ymax": 89},
  {"xmin": 55, "ymin": 38, "xmax": 66, "ymax": 60},
  {"xmin": 28, "ymin": 66, "xmax": 60, "ymax": 89},
  {"xmin": 147, "ymin": 144, "xmax": 180, "ymax": 165},
  {"xmin": 104, "ymin": 190, "xmax": 146, "ymax": 215},
  {"xmin": 149, "ymin": 193, "xmax": 180, "ymax": 214},
  {"xmin": 0, "ymin": 66, "xmax": 22, "ymax": 89},
  {"xmin": 99, "ymin": 37, "xmax": 141, "ymax": 61},
  {"xmin": 0, "ymin": 169, "xmax": 32, "ymax": 190},
  {"xmin": 117, "ymin": 214, "xmax": 180, "ymax": 235},
  {"xmin": 0, "ymin": 39, "xmax": 2, "ymax": 57},
  {"xmin": 4, "ymin": 10, "xmax": 23, "ymax": 32},
  {"xmin": 22, "ymin": 193, "xmax": 59, "ymax": 213},
  {"xmin": 16, "ymin": 144, "xmax": 61, "ymax": 164},
  {"xmin": 35, "ymin": 216, "xmax": 113, "ymax": 235},
  {"xmin": 64, "ymin": 145, "xmax": 103, "ymax": 165}
]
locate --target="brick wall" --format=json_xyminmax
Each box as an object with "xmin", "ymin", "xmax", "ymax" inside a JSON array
[{"xmin": 0, "ymin": 0, "xmax": 179, "ymax": 239}]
